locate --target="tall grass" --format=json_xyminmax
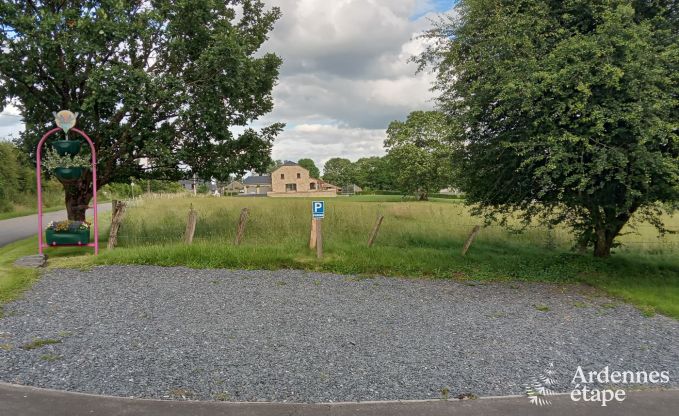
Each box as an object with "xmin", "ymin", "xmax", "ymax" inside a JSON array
[{"xmin": 115, "ymin": 196, "xmax": 679, "ymax": 255}]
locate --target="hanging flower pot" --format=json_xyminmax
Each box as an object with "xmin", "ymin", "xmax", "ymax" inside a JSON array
[
  {"xmin": 53, "ymin": 167, "xmax": 84, "ymax": 181},
  {"xmin": 45, "ymin": 221, "xmax": 91, "ymax": 246},
  {"xmin": 51, "ymin": 140, "xmax": 82, "ymax": 156}
]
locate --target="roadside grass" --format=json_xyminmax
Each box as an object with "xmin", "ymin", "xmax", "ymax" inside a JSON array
[
  {"xmin": 41, "ymin": 195, "xmax": 679, "ymax": 319},
  {"xmin": 0, "ymin": 238, "xmax": 41, "ymax": 317}
]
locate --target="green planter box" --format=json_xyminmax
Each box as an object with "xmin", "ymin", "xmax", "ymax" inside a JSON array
[
  {"xmin": 45, "ymin": 229, "xmax": 91, "ymax": 246},
  {"xmin": 51, "ymin": 140, "xmax": 82, "ymax": 156},
  {"xmin": 54, "ymin": 167, "xmax": 84, "ymax": 181}
]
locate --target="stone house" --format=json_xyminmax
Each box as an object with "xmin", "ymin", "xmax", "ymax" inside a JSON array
[
  {"xmin": 237, "ymin": 161, "xmax": 337, "ymax": 197},
  {"xmin": 268, "ymin": 161, "xmax": 338, "ymax": 197}
]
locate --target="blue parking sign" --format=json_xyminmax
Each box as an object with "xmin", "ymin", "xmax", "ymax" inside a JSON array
[{"xmin": 312, "ymin": 201, "xmax": 325, "ymax": 218}]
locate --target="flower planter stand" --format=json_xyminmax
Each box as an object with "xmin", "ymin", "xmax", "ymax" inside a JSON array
[
  {"xmin": 51, "ymin": 140, "xmax": 82, "ymax": 156},
  {"xmin": 45, "ymin": 229, "xmax": 91, "ymax": 246},
  {"xmin": 36, "ymin": 117, "xmax": 99, "ymax": 255}
]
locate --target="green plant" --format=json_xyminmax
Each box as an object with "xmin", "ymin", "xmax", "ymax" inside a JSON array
[
  {"xmin": 40, "ymin": 353, "xmax": 62, "ymax": 361},
  {"xmin": 534, "ymin": 304, "xmax": 550, "ymax": 312},
  {"xmin": 213, "ymin": 392, "xmax": 231, "ymax": 401},
  {"xmin": 42, "ymin": 148, "xmax": 90, "ymax": 174},
  {"xmin": 20, "ymin": 338, "xmax": 61, "ymax": 350},
  {"xmin": 46, "ymin": 220, "xmax": 90, "ymax": 232},
  {"xmin": 440, "ymin": 387, "xmax": 450, "ymax": 400}
]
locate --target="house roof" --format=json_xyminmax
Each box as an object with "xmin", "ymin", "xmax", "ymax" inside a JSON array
[
  {"xmin": 282, "ymin": 161, "xmax": 298, "ymax": 166},
  {"xmin": 243, "ymin": 175, "xmax": 272, "ymax": 185}
]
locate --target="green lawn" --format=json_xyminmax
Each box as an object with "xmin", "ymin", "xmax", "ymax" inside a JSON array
[{"xmin": 0, "ymin": 238, "xmax": 40, "ymax": 317}]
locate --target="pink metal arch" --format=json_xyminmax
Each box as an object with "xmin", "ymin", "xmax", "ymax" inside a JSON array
[{"xmin": 36, "ymin": 127, "xmax": 99, "ymax": 255}]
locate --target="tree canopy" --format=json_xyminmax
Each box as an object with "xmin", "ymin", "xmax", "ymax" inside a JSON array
[
  {"xmin": 297, "ymin": 158, "xmax": 320, "ymax": 178},
  {"xmin": 0, "ymin": 0, "xmax": 283, "ymax": 220},
  {"xmin": 385, "ymin": 111, "xmax": 456, "ymax": 200},
  {"xmin": 418, "ymin": 0, "xmax": 679, "ymax": 256},
  {"xmin": 322, "ymin": 157, "xmax": 355, "ymax": 186}
]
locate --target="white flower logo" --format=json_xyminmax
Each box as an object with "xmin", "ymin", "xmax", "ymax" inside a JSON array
[{"xmin": 525, "ymin": 362, "xmax": 558, "ymax": 406}]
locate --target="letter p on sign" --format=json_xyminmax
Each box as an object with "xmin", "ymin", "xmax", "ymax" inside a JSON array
[{"xmin": 312, "ymin": 201, "xmax": 325, "ymax": 218}]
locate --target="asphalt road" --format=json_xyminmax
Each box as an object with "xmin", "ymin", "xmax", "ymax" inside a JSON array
[
  {"xmin": 0, "ymin": 203, "xmax": 111, "ymax": 248},
  {"xmin": 1, "ymin": 383, "xmax": 678, "ymax": 416}
]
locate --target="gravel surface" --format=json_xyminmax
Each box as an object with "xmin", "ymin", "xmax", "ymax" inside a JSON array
[{"xmin": 0, "ymin": 266, "xmax": 677, "ymax": 402}]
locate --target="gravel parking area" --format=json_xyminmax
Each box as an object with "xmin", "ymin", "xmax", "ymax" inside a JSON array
[{"xmin": 1, "ymin": 266, "xmax": 677, "ymax": 402}]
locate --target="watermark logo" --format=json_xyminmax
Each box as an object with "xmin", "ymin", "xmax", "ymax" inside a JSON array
[
  {"xmin": 525, "ymin": 363, "xmax": 672, "ymax": 407},
  {"xmin": 524, "ymin": 363, "xmax": 558, "ymax": 406},
  {"xmin": 570, "ymin": 366, "xmax": 670, "ymax": 407}
]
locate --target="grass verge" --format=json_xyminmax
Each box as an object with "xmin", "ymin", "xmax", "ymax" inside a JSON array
[{"xmin": 0, "ymin": 238, "xmax": 41, "ymax": 317}]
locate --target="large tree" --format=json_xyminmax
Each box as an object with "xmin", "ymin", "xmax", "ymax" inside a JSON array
[
  {"xmin": 322, "ymin": 157, "xmax": 354, "ymax": 186},
  {"xmin": 385, "ymin": 111, "xmax": 456, "ymax": 200},
  {"xmin": 0, "ymin": 0, "xmax": 284, "ymax": 220},
  {"xmin": 353, "ymin": 156, "xmax": 395, "ymax": 191},
  {"xmin": 297, "ymin": 158, "xmax": 320, "ymax": 178},
  {"xmin": 418, "ymin": 0, "xmax": 678, "ymax": 256}
]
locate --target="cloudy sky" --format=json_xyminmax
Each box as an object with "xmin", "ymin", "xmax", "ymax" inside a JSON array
[
  {"xmin": 260, "ymin": 0, "xmax": 455, "ymax": 168},
  {"xmin": 0, "ymin": 0, "xmax": 456, "ymax": 169}
]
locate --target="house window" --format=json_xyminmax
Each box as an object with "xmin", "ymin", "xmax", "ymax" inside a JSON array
[
  {"xmin": 297, "ymin": 172, "xmax": 301, "ymax": 179},
  {"xmin": 286, "ymin": 183, "xmax": 297, "ymax": 192},
  {"xmin": 280, "ymin": 174, "xmax": 285, "ymax": 179},
  {"xmin": 310, "ymin": 182, "xmax": 316, "ymax": 190}
]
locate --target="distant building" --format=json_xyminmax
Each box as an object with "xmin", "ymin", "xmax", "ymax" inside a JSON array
[
  {"xmin": 241, "ymin": 161, "xmax": 339, "ymax": 197},
  {"xmin": 222, "ymin": 180, "xmax": 244, "ymax": 193},
  {"xmin": 242, "ymin": 174, "xmax": 272, "ymax": 195}
]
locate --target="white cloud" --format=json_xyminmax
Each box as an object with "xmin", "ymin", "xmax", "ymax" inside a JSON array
[
  {"xmin": 260, "ymin": 0, "xmax": 452, "ymax": 166},
  {"xmin": 0, "ymin": 104, "xmax": 23, "ymax": 140},
  {"xmin": 272, "ymin": 124, "xmax": 387, "ymax": 168}
]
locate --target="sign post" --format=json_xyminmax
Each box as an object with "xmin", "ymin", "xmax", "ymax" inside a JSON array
[{"xmin": 311, "ymin": 201, "xmax": 325, "ymax": 259}]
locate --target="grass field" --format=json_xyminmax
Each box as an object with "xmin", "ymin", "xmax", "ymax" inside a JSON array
[{"xmin": 36, "ymin": 195, "xmax": 678, "ymax": 319}]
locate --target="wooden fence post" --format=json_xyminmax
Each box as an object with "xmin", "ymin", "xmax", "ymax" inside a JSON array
[
  {"xmin": 461, "ymin": 225, "xmax": 481, "ymax": 256},
  {"xmin": 309, "ymin": 218, "xmax": 317, "ymax": 249},
  {"xmin": 234, "ymin": 208, "xmax": 249, "ymax": 245},
  {"xmin": 367, "ymin": 215, "xmax": 384, "ymax": 247},
  {"xmin": 184, "ymin": 205, "xmax": 198, "ymax": 244},
  {"xmin": 111, "ymin": 199, "xmax": 118, "ymax": 213},
  {"xmin": 315, "ymin": 219, "xmax": 323, "ymax": 259},
  {"xmin": 107, "ymin": 201, "xmax": 127, "ymax": 250}
]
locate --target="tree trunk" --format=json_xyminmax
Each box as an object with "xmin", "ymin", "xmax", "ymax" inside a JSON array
[
  {"xmin": 593, "ymin": 227, "xmax": 614, "ymax": 258},
  {"xmin": 64, "ymin": 180, "xmax": 93, "ymax": 221},
  {"xmin": 418, "ymin": 190, "xmax": 428, "ymax": 201}
]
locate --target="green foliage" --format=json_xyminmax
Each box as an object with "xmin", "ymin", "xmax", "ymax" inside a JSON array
[
  {"xmin": 418, "ymin": 0, "xmax": 679, "ymax": 257},
  {"xmin": 385, "ymin": 111, "xmax": 457, "ymax": 200},
  {"xmin": 0, "ymin": 142, "xmax": 20, "ymax": 212},
  {"xmin": 42, "ymin": 148, "xmax": 91, "ymax": 173},
  {"xmin": 103, "ymin": 180, "xmax": 184, "ymax": 199},
  {"xmin": 353, "ymin": 156, "xmax": 397, "ymax": 191},
  {"xmin": 197, "ymin": 183, "xmax": 210, "ymax": 194},
  {"xmin": 266, "ymin": 160, "xmax": 284, "ymax": 173},
  {"xmin": 322, "ymin": 158, "xmax": 355, "ymax": 186},
  {"xmin": 1, "ymin": 0, "xmax": 284, "ymax": 219},
  {"xmin": 297, "ymin": 158, "xmax": 320, "ymax": 178},
  {"xmin": 0, "ymin": 141, "xmax": 62, "ymax": 213}
]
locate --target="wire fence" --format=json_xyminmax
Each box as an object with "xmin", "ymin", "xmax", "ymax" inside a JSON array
[{"xmin": 102, "ymin": 197, "xmax": 679, "ymax": 256}]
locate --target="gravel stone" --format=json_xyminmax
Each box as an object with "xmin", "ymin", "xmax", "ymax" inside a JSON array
[{"xmin": 0, "ymin": 266, "xmax": 677, "ymax": 402}]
